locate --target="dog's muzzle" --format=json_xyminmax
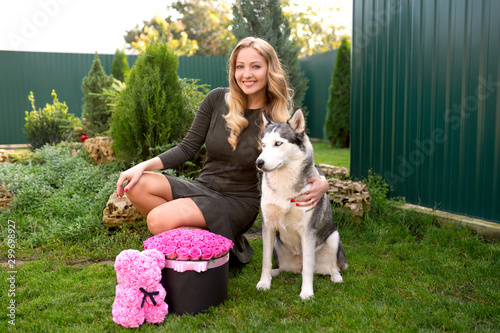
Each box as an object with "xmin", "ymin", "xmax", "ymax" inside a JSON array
[{"xmin": 256, "ymin": 158, "xmax": 265, "ymax": 171}]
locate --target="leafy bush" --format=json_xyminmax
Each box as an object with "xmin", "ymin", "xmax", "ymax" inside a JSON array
[
  {"xmin": 325, "ymin": 38, "xmax": 350, "ymax": 147},
  {"xmin": 0, "ymin": 146, "xmax": 118, "ymax": 247},
  {"xmin": 24, "ymin": 90, "xmax": 81, "ymax": 150},
  {"xmin": 81, "ymin": 53, "xmax": 114, "ymax": 136},
  {"xmin": 110, "ymin": 42, "xmax": 187, "ymax": 163}
]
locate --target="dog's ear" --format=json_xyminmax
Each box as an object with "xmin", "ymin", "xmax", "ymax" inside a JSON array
[
  {"xmin": 288, "ymin": 107, "xmax": 306, "ymax": 134},
  {"xmin": 262, "ymin": 109, "xmax": 273, "ymax": 127}
]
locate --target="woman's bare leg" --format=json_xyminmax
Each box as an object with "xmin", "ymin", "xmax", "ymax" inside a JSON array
[{"xmin": 126, "ymin": 172, "xmax": 207, "ymax": 234}]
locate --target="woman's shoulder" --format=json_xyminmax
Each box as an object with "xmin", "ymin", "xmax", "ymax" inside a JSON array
[
  {"xmin": 202, "ymin": 87, "xmax": 230, "ymax": 111},
  {"xmin": 206, "ymin": 87, "xmax": 230, "ymax": 101},
  {"xmin": 198, "ymin": 87, "xmax": 229, "ymax": 116}
]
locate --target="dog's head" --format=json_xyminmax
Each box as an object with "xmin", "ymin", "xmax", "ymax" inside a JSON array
[{"xmin": 256, "ymin": 107, "xmax": 308, "ymax": 172}]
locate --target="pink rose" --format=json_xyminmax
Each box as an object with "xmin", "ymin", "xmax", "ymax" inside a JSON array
[
  {"xmin": 164, "ymin": 246, "xmax": 177, "ymax": 260},
  {"xmin": 176, "ymin": 248, "xmax": 190, "ymax": 260},
  {"xmin": 123, "ymin": 290, "xmax": 141, "ymax": 308},
  {"xmin": 220, "ymin": 244, "xmax": 230, "ymax": 254},
  {"xmin": 117, "ymin": 257, "xmax": 131, "ymax": 269},
  {"xmin": 189, "ymin": 247, "xmax": 202, "ymax": 260},
  {"xmin": 155, "ymin": 245, "xmax": 167, "ymax": 253},
  {"xmin": 192, "ymin": 241, "xmax": 205, "ymax": 249},
  {"xmin": 193, "ymin": 235, "xmax": 204, "ymax": 242},
  {"xmin": 168, "ymin": 240, "xmax": 180, "ymax": 248},
  {"xmin": 213, "ymin": 246, "xmax": 223, "ymax": 259},
  {"xmin": 180, "ymin": 240, "xmax": 192, "ymax": 248},
  {"xmin": 201, "ymin": 247, "xmax": 214, "ymax": 260},
  {"xmin": 204, "ymin": 239, "xmax": 216, "ymax": 248},
  {"xmin": 145, "ymin": 303, "xmax": 168, "ymax": 323}
]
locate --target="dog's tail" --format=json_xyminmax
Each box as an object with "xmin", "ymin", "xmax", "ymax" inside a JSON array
[{"xmin": 337, "ymin": 242, "xmax": 348, "ymax": 271}]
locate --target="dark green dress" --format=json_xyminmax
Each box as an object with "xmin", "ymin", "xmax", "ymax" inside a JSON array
[{"xmin": 158, "ymin": 88, "xmax": 261, "ymax": 264}]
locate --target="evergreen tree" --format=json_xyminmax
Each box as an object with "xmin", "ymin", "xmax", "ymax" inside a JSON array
[
  {"xmin": 324, "ymin": 38, "xmax": 350, "ymax": 148},
  {"xmin": 110, "ymin": 42, "xmax": 186, "ymax": 163},
  {"xmin": 81, "ymin": 52, "xmax": 114, "ymax": 136},
  {"xmin": 232, "ymin": 0, "xmax": 308, "ymax": 107},
  {"xmin": 111, "ymin": 49, "xmax": 130, "ymax": 82}
]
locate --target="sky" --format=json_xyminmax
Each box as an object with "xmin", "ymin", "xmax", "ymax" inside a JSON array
[{"xmin": 0, "ymin": 0, "xmax": 352, "ymax": 55}]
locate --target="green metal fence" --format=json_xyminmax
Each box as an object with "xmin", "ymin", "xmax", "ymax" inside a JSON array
[
  {"xmin": 0, "ymin": 51, "xmax": 230, "ymax": 145},
  {"xmin": 300, "ymin": 50, "xmax": 337, "ymax": 138},
  {"xmin": 0, "ymin": 50, "xmax": 334, "ymax": 145},
  {"xmin": 351, "ymin": 0, "xmax": 500, "ymax": 223}
]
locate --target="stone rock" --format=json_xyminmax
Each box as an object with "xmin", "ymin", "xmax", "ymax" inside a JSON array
[
  {"xmin": 0, "ymin": 184, "xmax": 13, "ymax": 210},
  {"xmin": 318, "ymin": 163, "xmax": 350, "ymax": 180},
  {"xmin": 83, "ymin": 136, "xmax": 117, "ymax": 165},
  {"xmin": 326, "ymin": 178, "xmax": 371, "ymax": 217},
  {"xmin": 102, "ymin": 190, "xmax": 145, "ymax": 227},
  {"xmin": 0, "ymin": 149, "xmax": 15, "ymax": 164}
]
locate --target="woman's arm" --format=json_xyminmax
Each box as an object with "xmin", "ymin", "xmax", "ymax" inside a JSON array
[{"xmin": 157, "ymin": 88, "xmax": 223, "ymax": 169}]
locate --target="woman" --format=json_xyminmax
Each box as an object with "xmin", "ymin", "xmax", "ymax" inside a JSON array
[{"xmin": 116, "ymin": 37, "xmax": 329, "ymax": 264}]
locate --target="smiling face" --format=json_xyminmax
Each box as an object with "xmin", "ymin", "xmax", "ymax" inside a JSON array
[{"xmin": 234, "ymin": 47, "xmax": 269, "ymax": 109}]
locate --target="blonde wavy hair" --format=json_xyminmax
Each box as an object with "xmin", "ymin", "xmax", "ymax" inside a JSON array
[{"xmin": 224, "ymin": 37, "xmax": 293, "ymax": 150}]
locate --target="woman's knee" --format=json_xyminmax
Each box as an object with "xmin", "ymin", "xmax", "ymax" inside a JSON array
[
  {"xmin": 125, "ymin": 181, "xmax": 142, "ymax": 202},
  {"xmin": 146, "ymin": 199, "xmax": 207, "ymax": 235},
  {"xmin": 127, "ymin": 173, "xmax": 171, "ymax": 203},
  {"xmin": 147, "ymin": 207, "xmax": 171, "ymax": 235}
]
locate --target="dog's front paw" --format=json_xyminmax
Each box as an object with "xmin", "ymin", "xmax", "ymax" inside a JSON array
[
  {"xmin": 256, "ymin": 279, "xmax": 271, "ymax": 291},
  {"xmin": 299, "ymin": 289, "xmax": 314, "ymax": 300},
  {"xmin": 330, "ymin": 271, "xmax": 343, "ymax": 283}
]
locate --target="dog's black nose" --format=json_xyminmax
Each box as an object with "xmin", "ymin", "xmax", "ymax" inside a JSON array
[{"xmin": 256, "ymin": 159, "xmax": 265, "ymax": 169}]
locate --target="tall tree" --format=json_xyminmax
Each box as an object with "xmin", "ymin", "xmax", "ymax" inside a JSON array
[
  {"xmin": 110, "ymin": 42, "xmax": 187, "ymax": 163},
  {"xmin": 81, "ymin": 53, "xmax": 114, "ymax": 136},
  {"xmin": 232, "ymin": 0, "xmax": 308, "ymax": 107},
  {"xmin": 170, "ymin": 0, "xmax": 236, "ymax": 56},
  {"xmin": 324, "ymin": 38, "xmax": 350, "ymax": 148},
  {"xmin": 124, "ymin": 14, "xmax": 198, "ymax": 56},
  {"xmin": 282, "ymin": 0, "xmax": 346, "ymax": 57},
  {"xmin": 111, "ymin": 49, "xmax": 130, "ymax": 82}
]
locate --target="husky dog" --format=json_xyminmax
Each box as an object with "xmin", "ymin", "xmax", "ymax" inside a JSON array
[{"xmin": 255, "ymin": 108, "xmax": 348, "ymax": 300}]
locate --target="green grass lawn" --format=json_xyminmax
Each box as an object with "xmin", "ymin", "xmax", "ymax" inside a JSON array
[
  {"xmin": 312, "ymin": 141, "xmax": 349, "ymax": 169},
  {"xmin": 1, "ymin": 145, "xmax": 499, "ymax": 331}
]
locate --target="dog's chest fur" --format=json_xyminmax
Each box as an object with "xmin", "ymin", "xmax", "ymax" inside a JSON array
[{"xmin": 261, "ymin": 171, "xmax": 314, "ymax": 255}]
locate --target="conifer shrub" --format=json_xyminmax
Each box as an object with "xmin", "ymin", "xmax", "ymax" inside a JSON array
[
  {"xmin": 24, "ymin": 90, "xmax": 82, "ymax": 150},
  {"xmin": 111, "ymin": 49, "xmax": 130, "ymax": 82},
  {"xmin": 81, "ymin": 52, "xmax": 114, "ymax": 136},
  {"xmin": 110, "ymin": 42, "xmax": 187, "ymax": 163},
  {"xmin": 325, "ymin": 38, "xmax": 351, "ymax": 148}
]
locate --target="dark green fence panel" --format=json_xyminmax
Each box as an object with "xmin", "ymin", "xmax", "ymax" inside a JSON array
[
  {"xmin": 0, "ymin": 49, "xmax": 329, "ymax": 144},
  {"xmin": 177, "ymin": 56, "xmax": 228, "ymax": 90},
  {"xmin": 299, "ymin": 50, "xmax": 337, "ymax": 139},
  {"xmin": 0, "ymin": 51, "xmax": 228, "ymax": 145},
  {"xmin": 351, "ymin": 0, "xmax": 500, "ymax": 223}
]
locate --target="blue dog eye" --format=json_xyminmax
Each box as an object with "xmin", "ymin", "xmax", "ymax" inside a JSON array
[{"xmin": 275, "ymin": 142, "xmax": 282, "ymax": 147}]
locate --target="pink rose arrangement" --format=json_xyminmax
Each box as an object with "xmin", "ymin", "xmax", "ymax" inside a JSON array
[{"xmin": 143, "ymin": 229, "xmax": 234, "ymax": 261}]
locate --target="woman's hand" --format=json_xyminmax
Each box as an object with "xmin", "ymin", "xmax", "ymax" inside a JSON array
[
  {"xmin": 116, "ymin": 164, "xmax": 146, "ymax": 198},
  {"xmin": 292, "ymin": 176, "xmax": 329, "ymax": 211},
  {"xmin": 115, "ymin": 157, "xmax": 164, "ymax": 198}
]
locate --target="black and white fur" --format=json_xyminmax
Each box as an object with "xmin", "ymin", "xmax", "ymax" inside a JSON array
[{"xmin": 255, "ymin": 108, "xmax": 348, "ymax": 300}]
